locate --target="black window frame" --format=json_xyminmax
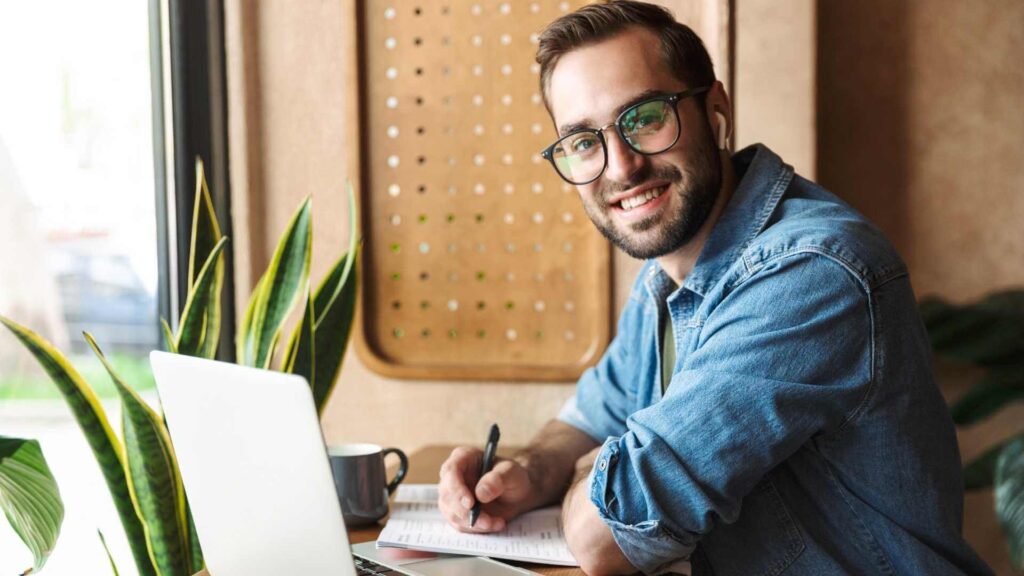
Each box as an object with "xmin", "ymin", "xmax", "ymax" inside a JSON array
[{"xmin": 151, "ymin": 0, "xmax": 236, "ymax": 361}]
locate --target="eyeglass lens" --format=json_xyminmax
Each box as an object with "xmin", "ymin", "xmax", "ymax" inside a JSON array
[{"xmin": 550, "ymin": 99, "xmax": 678, "ymax": 184}]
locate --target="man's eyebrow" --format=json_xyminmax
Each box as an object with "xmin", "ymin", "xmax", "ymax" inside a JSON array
[{"xmin": 557, "ymin": 89, "xmax": 669, "ymax": 136}]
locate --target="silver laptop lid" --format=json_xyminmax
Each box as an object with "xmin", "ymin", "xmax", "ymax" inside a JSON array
[{"xmin": 151, "ymin": 351, "xmax": 355, "ymax": 576}]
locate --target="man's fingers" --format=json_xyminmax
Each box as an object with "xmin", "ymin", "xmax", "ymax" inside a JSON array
[
  {"xmin": 456, "ymin": 510, "xmax": 507, "ymax": 533},
  {"xmin": 438, "ymin": 496, "xmax": 465, "ymax": 523},
  {"xmin": 439, "ymin": 468, "xmax": 475, "ymax": 509},
  {"xmin": 438, "ymin": 448, "xmax": 526, "ymax": 532},
  {"xmin": 439, "ymin": 493, "xmax": 507, "ymax": 533},
  {"xmin": 474, "ymin": 471, "xmax": 505, "ymax": 504},
  {"xmin": 438, "ymin": 447, "xmax": 478, "ymax": 479},
  {"xmin": 437, "ymin": 447, "xmax": 481, "ymax": 523},
  {"xmin": 475, "ymin": 460, "xmax": 525, "ymax": 504},
  {"xmin": 437, "ymin": 480, "xmax": 471, "ymax": 527}
]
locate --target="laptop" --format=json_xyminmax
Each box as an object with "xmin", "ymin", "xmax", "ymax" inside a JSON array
[{"xmin": 151, "ymin": 351, "xmax": 536, "ymax": 576}]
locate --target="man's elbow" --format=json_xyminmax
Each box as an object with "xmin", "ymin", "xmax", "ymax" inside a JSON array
[
  {"xmin": 564, "ymin": 514, "xmax": 636, "ymax": 575},
  {"xmin": 575, "ymin": 553, "xmax": 634, "ymax": 576}
]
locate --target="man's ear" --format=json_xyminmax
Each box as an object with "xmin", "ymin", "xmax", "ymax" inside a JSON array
[{"xmin": 706, "ymin": 80, "xmax": 732, "ymax": 150}]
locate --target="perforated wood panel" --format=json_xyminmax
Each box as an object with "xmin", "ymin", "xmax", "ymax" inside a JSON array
[{"xmin": 354, "ymin": 0, "xmax": 610, "ymax": 381}]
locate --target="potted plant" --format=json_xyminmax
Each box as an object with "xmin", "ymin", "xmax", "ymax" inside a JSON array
[
  {"xmin": 921, "ymin": 290, "xmax": 1024, "ymax": 570},
  {"xmin": 0, "ymin": 159, "xmax": 360, "ymax": 575}
]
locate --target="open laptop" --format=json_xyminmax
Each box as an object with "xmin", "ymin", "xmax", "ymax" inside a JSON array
[{"xmin": 151, "ymin": 351, "xmax": 535, "ymax": 576}]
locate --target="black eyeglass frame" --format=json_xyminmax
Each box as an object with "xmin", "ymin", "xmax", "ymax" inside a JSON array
[{"xmin": 540, "ymin": 86, "xmax": 711, "ymax": 185}]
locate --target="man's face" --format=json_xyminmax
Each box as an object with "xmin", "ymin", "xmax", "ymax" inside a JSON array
[{"xmin": 547, "ymin": 27, "xmax": 721, "ymax": 259}]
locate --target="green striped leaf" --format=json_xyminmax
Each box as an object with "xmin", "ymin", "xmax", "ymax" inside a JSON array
[
  {"xmin": 175, "ymin": 237, "xmax": 229, "ymax": 358},
  {"xmin": 187, "ymin": 158, "xmax": 223, "ymax": 289},
  {"xmin": 918, "ymin": 297, "xmax": 958, "ymax": 328},
  {"xmin": 309, "ymin": 183, "xmax": 359, "ymax": 413},
  {"xmin": 184, "ymin": 497, "xmax": 204, "ymax": 574},
  {"xmin": 183, "ymin": 159, "xmax": 225, "ymax": 359},
  {"xmin": 0, "ymin": 317, "xmax": 156, "ymax": 576},
  {"xmin": 160, "ymin": 319, "xmax": 178, "ymax": 354},
  {"xmin": 950, "ymin": 368, "xmax": 1024, "ymax": 426},
  {"xmin": 995, "ymin": 432, "xmax": 1024, "ymax": 569},
  {"xmin": 98, "ymin": 529, "xmax": 121, "ymax": 576},
  {"xmin": 309, "ymin": 246, "xmax": 360, "ymax": 413},
  {"xmin": 239, "ymin": 197, "xmax": 312, "ymax": 368},
  {"xmin": 236, "ymin": 273, "xmax": 266, "ymax": 364},
  {"xmin": 263, "ymin": 329, "xmax": 282, "ymax": 370},
  {"xmin": 964, "ymin": 441, "xmax": 1006, "ymax": 491},
  {"xmin": 282, "ymin": 182, "xmax": 360, "ymax": 413},
  {"xmin": 316, "ymin": 182, "xmax": 359, "ymax": 329},
  {"xmin": 86, "ymin": 333, "xmax": 190, "ymax": 576},
  {"xmin": 282, "ymin": 292, "xmax": 315, "ymax": 384},
  {"xmin": 920, "ymin": 291, "xmax": 1024, "ymax": 366},
  {"xmin": 0, "ymin": 436, "xmax": 64, "ymax": 572}
]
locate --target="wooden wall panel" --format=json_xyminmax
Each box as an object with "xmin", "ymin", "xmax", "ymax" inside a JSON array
[{"xmin": 354, "ymin": 1, "xmax": 609, "ymax": 380}]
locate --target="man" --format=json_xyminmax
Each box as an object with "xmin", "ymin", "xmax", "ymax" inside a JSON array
[{"xmin": 437, "ymin": 2, "xmax": 991, "ymax": 574}]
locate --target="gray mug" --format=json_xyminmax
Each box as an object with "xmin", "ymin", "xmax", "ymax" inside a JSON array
[{"xmin": 327, "ymin": 443, "xmax": 408, "ymax": 526}]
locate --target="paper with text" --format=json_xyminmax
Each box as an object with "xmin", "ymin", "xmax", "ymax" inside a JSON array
[{"xmin": 376, "ymin": 484, "xmax": 578, "ymax": 566}]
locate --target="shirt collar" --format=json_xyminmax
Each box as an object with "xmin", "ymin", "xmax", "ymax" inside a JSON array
[{"xmin": 647, "ymin": 144, "xmax": 794, "ymax": 299}]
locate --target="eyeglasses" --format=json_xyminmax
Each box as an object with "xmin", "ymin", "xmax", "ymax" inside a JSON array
[{"xmin": 540, "ymin": 86, "xmax": 710, "ymax": 185}]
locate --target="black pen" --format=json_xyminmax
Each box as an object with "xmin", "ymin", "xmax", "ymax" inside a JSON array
[{"xmin": 469, "ymin": 423, "xmax": 501, "ymax": 527}]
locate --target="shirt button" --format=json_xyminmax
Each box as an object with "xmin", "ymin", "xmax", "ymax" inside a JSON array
[{"xmin": 598, "ymin": 459, "xmax": 607, "ymax": 471}]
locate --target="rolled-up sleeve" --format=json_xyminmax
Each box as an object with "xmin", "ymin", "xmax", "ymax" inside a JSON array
[{"xmin": 589, "ymin": 253, "xmax": 873, "ymax": 574}]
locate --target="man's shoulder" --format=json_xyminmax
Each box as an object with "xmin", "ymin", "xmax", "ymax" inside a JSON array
[{"xmin": 741, "ymin": 174, "xmax": 907, "ymax": 290}]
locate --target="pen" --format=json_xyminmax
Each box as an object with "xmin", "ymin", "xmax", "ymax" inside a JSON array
[{"xmin": 469, "ymin": 423, "xmax": 501, "ymax": 527}]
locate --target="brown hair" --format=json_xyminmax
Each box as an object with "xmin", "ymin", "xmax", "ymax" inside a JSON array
[{"xmin": 536, "ymin": 0, "xmax": 716, "ymax": 114}]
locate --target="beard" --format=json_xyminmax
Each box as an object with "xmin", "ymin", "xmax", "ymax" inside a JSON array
[{"xmin": 581, "ymin": 118, "xmax": 722, "ymax": 260}]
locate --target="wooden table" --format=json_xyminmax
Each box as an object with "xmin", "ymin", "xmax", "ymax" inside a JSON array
[{"xmin": 195, "ymin": 445, "xmax": 582, "ymax": 576}]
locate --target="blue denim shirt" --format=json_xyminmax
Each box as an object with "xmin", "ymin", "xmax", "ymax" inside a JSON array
[{"xmin": 558, "ymin": 145, "xmax": 991, "ymax": 575}]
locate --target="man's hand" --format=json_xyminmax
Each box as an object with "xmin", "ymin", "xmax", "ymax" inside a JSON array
[
  {"xmin": 437, "ymin": 447, "xmax": 535, "ymax": 533},
  {"xmin": 437, "ymin": 420, "xmax": 600, "ymax": 534}
]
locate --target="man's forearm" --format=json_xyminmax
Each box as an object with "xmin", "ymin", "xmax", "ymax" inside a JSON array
[
  {"xmin": 511, "ymin": 419, "xmax": 599, "ymax": 511},
  {"xmin": 562, "ymin": 448, "xmax": 636, "ymax": 575}
]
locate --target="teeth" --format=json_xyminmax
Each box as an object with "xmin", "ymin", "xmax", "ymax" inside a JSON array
[{"xmin": 620, "ymin": 185, "xmax": 666, "ymax": 211}]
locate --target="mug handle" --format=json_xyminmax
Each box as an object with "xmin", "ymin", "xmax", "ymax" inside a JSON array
[{"xmin": 382, "ymin": 447, "xmax": 408, "ymax": 496}]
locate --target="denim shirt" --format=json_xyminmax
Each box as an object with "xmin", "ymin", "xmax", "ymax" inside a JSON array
[{"xmin": 558, "ymin": 145, "xmax": 992, "ymax": 575}]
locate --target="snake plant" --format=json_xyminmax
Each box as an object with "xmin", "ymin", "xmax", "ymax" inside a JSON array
[
  {"xmin": 0, "ymin": 159, "xmax": 360, "ymax": 575},
  {"xmin": 920, "ymin": 290, "xmax": 1024, "ymax": 569}
]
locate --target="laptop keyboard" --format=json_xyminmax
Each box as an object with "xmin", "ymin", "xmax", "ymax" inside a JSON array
[{"xmin": 353, "ymin": 554, "xmax": 396, "ymax": 575}]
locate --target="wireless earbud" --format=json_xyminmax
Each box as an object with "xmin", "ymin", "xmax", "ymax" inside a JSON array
[{"xmin": 715, "ymin": 111, "xmax": 728, "ymax": 150}]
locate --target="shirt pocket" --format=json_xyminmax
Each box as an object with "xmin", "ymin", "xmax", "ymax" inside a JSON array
[{"xmin": 697, "ymin": 474, "xmax": 805, "ymax": 576}]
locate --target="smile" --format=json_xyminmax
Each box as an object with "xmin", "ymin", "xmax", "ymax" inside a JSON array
[{"xmin": 617, "ymin": 184, "xmax": 668, "ymax": 211}]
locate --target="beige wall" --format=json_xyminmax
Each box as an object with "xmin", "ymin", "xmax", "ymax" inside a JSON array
[
  {"xmin": 225, "ymin": 0, "xmax": 1021, "ymax": 570},
  {"xmin": 815, "ymin": 2, "xmax": 1024, "ymax": 572},
  {"xmin": 818, "ymin": 0, "xmax": 1024, "ymax": 302},
  {"xmin": 734, "ymin": 0, "xmax": 816, "ymax": 177}
]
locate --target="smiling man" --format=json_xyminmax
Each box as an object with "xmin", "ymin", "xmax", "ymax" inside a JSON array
[{"xmin": 437, "ymin": 2, "xmax": 991, "ymax": 575}]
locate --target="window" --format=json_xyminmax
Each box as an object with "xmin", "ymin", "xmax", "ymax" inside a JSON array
[{"xmin": 0, "ymin": 0, "xmax": 229, "ymax": 571}]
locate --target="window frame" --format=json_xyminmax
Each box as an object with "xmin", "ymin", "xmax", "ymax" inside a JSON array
[{"xmin": 151, "ymin": 0, "xmax": 236, "ymax": 360}]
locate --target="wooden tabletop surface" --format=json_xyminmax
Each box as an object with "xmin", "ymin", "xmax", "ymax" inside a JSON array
[{"xmin": 195, "ymin": 445, "xmax": 582, "ymax": 576}]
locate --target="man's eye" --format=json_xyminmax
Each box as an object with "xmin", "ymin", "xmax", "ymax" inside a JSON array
[
  {"xmin": 570, "ymin": 136, "xmax": 598, "ymax": 153},
  {"xmin": 636, "ymin": 113, "xmax": 662, "ymax": 129}
]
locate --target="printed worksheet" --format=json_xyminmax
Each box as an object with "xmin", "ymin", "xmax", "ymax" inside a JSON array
[{"xmin": 376, "ymin": 484, "xmax": 578, "ymax": 566}]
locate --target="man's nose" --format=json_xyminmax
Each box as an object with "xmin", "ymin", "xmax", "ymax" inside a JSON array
[{"xmin": 603, "ymin": 130, "xmax": 645, "ymax": 183}]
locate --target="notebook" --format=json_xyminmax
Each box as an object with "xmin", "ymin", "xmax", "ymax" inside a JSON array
[{"xmin": 377, "ymin": 484, "xmax": 578, "ymax": 566}]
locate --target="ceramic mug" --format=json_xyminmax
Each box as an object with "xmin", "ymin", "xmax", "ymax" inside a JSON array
[{"xmin": 327, "ymin": 443, "xmax": 408, "ymax": 526}]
